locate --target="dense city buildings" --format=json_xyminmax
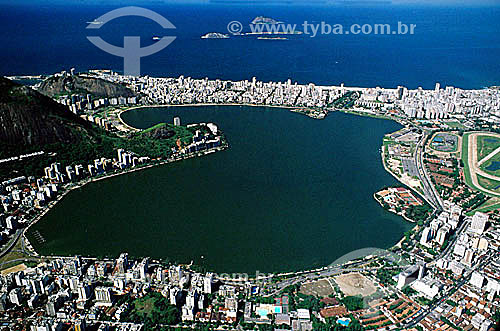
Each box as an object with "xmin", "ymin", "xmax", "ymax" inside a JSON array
[{"xmin": 0, "ymin": 70, "xmax": 499, "ymax": 330}]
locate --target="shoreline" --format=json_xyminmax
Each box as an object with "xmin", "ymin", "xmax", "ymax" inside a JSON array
[
  {"xmin": 372, "ymin": 193, "xmax": 417, "ymax": 224},
  {"xmin": 117, "ymin": 103, "xmax": 295, "ymax": 131},
  {"xmin": 17, "ymin": 106, "xmax": 424, "ymax": 274},
  {"xmin": 372, "ymin": 192, "xmax": 420, "ymax": 249},
  {"xmin": 117, "ymin": 103, "xmax": 397, "ymax": 132},
  {"xmin": 378, "ymin": 140, "xmax": 432, "ymax": 249}
]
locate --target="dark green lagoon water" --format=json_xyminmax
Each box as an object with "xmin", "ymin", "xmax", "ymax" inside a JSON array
[{"xmin": 27, "ymin": 106, "xmax": 412, "ymax": 273}]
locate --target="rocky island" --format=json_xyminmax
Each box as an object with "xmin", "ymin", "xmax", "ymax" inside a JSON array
[
  {"xmin": 251, "ymin": 16, "xmax": 281, "ymax": 25},
  {"xmin": 200, "ymin": 32, "xmax": 230, "ymax": 39}
]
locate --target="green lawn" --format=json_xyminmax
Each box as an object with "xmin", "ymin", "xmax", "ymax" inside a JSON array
[
  {"xmin": 461, "ymin": 133, "xmax": 474, "ymax": 190},
  {"xmin": 444, "ymin": 121, "xmax": 466, "ymax": 130},
  {"xmin": 341, "ymin": 109, "xmax": 392, "ymax": 120},
  {"xmin": 477, "ymin": 135, "xmax": 500, "ymax": 162},
  {"xmin": 477, "ymin": 174, "xmax": 500, "ymax": 193},
  {"xmin": 480, "ymin": 151, "xmax": 500, "ymax": 177},
  {"xmin": 140, "ymin": 122, "xmax": 197, "ymax": 145},
  {"xmin": 140, "ymin": 122, "xmax": 168, "ymax": 134},
  {"xmin": 470, "ymin": 197, "xmax": 500, "ymax": 214}
]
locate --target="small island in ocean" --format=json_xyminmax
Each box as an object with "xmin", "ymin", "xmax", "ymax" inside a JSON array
[
  {"xmin": 201, "ymin": 32, "xmax": 230, "ymax": 39},
  {"xmin": 251, "ymin": 16, "xmax": 281, "ymax": 25},
  {"xmin": 257, "ymin": 36, "xmax": 288, "ymax": 40}
]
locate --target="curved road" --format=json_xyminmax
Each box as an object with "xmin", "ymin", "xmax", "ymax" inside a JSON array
[{"xmin": 415, "ymin": 131, "xmax": 444, "ymax": 210}]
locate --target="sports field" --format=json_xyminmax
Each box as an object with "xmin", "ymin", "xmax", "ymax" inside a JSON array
[
  {"xmin": 334, "ymin": 273, "xmax": 377, "ymax": 297},
  {"xmin": 430, "ymin": 132, "xmax": 458, "ymax": 153}
]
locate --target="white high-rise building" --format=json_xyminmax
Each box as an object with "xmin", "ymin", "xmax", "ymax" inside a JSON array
[
  {"xmin": 94, "ymin": 287, "xmax": 112, "ymax": 306},
  {"xmin": 29, "ymin": 279, "xmax": 45, "ymax": 295},
  {"xmin": 9, "ymin": 288, "xmax": 22, "ymax": 306},
  {"xmin": 156, "ymin": 268, "xmax": 166, "ymax": 283},
  {"xmin": 116, "ymin": 253, "xmax": 128, "ymax": 274},
  {"xmin": 186, "ymin": 290, "xmax": 197, "ymax": 309},
  {"xmin": 453, "ymin": 244, "xmax": 466, "ymax": 258},
  {"xmin": 420, "ymin": 227, "xmax": 431, "ymax": 246},
  {"xmin": 470, "ymin": 212, "xmax": 488, "ymax": 234},
  {"xmin": 436, "ymin": 226, "xmax": 449, "ymax": 246},
  {"xmin": 463, "ymin": 249, "xmax": 474, "ymax": 266},
  {"xmin": 418, "ymin": 263, "xmax": 426, "ymax": 280},
  {"xmin": 397, "ymin": 265, "xmax": 419, "ymax": 290},
  {"xmin": 77, "ymin": 284, "xmax": 91, "ymax": 301},
  {"xmin": 117, "ymin": 149, "xmax": 125, "ymax": 164},
  {"xmin": 138, "ymin": 258, "xmax": 149, "ymax": 280},
  {"xmin": 170, "ymin": 287, "xmax": 180, "ymax": 305},
  {"xmin": 470, "ymin": 272, "xmax": 485, "ymax": 289},
  {"xmin": 203, "ymin": 273, "xmax": 213, "ymax": 294}
]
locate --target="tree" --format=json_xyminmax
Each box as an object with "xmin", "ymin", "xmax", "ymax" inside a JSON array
[{"xmin": 341, "ymin": 296, "xmax": 364, "ymax": 311}]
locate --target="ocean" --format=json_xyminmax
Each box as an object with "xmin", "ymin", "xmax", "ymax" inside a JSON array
[{"xmin": 0, "ymin": 2, "xmax": 499, "ymax": 89}]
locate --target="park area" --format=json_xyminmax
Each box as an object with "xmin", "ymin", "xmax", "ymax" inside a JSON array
[
  {"xmin": 120, "ymin": 292, "xmax": 179, "ymax": 326},
  {"xmin": 430, "ymin": 133, "xmax": 458, "ymax": 152}
]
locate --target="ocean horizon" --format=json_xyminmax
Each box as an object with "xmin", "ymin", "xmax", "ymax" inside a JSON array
[{"xmin": 1, "ymin": 2, "xmax": 499, "ymax": 89}]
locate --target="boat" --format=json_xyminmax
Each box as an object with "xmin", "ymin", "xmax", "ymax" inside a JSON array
[
  {"xmin": 257, "ymin": 37, "xmax": 287, "ymax": 40},
  {"xmin": 152, "ymin": 36, "xmax": 161, "ymax": 41}
]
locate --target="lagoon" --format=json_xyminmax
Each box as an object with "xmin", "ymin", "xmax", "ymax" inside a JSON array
[{"xmin": 27, "ymin": 106, "xmax": 412, "ymax": 273}]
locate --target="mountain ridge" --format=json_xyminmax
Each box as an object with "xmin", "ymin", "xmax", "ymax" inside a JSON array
[
  {"xmin": 37, "ymin": 74, "xmax": 136, "ymax": 98},
  {"xmin": 0, "ymin": 77, "xmax": 93, "ymax": 147}
]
